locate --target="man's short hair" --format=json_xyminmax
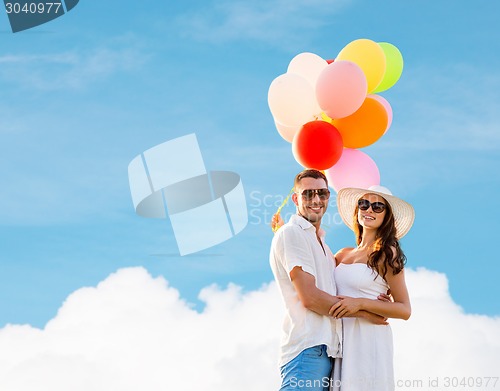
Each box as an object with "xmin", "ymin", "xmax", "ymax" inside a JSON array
[{"xmin": 294, "ymin": 169, "xmax": 328, "ymax": 189}]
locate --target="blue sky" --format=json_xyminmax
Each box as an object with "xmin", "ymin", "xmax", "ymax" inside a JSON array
[{"xmin": 0, "ymin": 0, "xmax": 499, "ymax": 329}]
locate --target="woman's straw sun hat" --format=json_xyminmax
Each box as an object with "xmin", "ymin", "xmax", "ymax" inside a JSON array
[{"xmin": 337, "ymin": 186, "xmax": 415, "ymax": 239}]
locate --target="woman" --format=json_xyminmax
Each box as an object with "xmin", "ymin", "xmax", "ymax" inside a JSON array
[{"xmin": 329, "ymin": 187, "xmax": 415, "ymax": 391}]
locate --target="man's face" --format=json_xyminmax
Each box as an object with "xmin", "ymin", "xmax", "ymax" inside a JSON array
[{"xmin": 292, "ymin": 177, "xmax": 329, "ymax": 225}]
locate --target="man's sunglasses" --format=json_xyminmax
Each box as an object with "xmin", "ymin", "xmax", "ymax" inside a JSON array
[
  {"xmin": 358, "ymin": 198, "xmax": 386, "ymax": 213},
  {"xmin": 297, "ymin": 189, "xmax": 331, "ymax": 201}
]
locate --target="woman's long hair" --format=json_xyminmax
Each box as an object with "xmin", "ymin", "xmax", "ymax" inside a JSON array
[{"xmin": 353, "ymin": 197, "xmax": 407, "ymax": 280}]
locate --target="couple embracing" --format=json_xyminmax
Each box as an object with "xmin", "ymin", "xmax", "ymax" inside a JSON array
[{"xmin": 270, "ymin": 169, "xmax": 415, "ymax": 391}]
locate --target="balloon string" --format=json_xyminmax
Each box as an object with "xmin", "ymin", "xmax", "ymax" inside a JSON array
[
  {"xmin": 277, "ymin": 187, "xmax": 294, "ymax": 214},
  {"xmin": 272, "ymin": 187, "xmax": 294, "ymax": 233}
]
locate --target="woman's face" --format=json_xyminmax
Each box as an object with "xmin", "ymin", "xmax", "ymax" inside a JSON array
[{"xmin": 357, "ymin": 193, "xmax": 387, "ymax": 231}]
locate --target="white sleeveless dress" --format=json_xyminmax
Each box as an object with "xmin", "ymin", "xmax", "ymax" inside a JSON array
[{"xmin": 334, "ymin": 263, "xmax": 395, "ymax": 391}]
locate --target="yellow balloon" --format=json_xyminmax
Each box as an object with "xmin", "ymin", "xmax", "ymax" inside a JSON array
[{"xmin": 337, "ymin": 39, "xmax": 386, "ymax": 93}]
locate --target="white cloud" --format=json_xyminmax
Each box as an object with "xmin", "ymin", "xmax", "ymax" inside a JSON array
[
  {"xmin": 0, "ymin": 267, "xmax": 498, "ymax": 391},
  {"xmin": 175, "ymin": 0, "xmax": 351, "ymax": 47},
  {"xmin": 0, "ymin": 267, "xmax": 283, "ymax": 391},
  {"xmin": 392, "ymin": 268, "xmax": 500, "ymax": 387}
]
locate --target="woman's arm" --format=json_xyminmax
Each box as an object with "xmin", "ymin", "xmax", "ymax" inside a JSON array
[{"xmin": 329, "ymin": 268, "xmax": 411, "ymax": 320}]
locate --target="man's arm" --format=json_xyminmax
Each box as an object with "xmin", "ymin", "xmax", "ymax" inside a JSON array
[
  {"xmin": 290, "ymin": 266, "xmax": 388, "ymax": 325},
  {"xmin": 290, "ymin": 266, "xmax": 340, "ymax": 316}
]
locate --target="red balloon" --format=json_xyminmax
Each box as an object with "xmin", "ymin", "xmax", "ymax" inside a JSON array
[
  {"xmin": 292, "ymin": 121, "xmax": 344, "ymax": 170},
  {"xmin": 326, "ymin": 59, "xmax": 335, "ymax": 64}
]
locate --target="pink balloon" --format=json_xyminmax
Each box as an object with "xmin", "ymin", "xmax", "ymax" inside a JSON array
[
  {"xmin": 315, "ymin": 60, "xmax": 367, "ymax": 119},
  {"xmin": 369, "ymin": 94, "xmax": 393, "ymax": 133},
  {"xmin": 325, "ymin": 148, "xmax": 380, "ymax": 192}
]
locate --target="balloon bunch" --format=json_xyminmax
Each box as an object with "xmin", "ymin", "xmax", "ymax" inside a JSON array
[{"xmin": 268, "ymin": 38, "xmax": 403, "ymax": 192}]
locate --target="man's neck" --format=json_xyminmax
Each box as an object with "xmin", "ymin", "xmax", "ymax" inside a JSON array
[{"xmin": 298, "ymin": 213, "xmax": 321, "ymax": 233}]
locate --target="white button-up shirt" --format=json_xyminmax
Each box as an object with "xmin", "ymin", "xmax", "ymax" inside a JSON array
[{"xmin": 270, "ymin": 214, "xmax": 342, "ymax": 367}]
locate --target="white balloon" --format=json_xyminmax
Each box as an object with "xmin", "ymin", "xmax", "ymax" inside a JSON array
[
  {"xmin": 287, "ymin": 52, "xmax": 328, "ymax": 89},
  {"xmin": 274, "ymin": 121, "xmax": 300, "ymax": 143},
  {"xmin": 268, "ymin": 73, "xmax": 321, "ymax": 127}
]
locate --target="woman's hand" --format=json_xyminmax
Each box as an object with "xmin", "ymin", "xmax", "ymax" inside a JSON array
[
  {"xmin": 329, "ymin": 296, "xmax": 363, "ymax": 318},
  {"xmin": 377, "ymin": 289, "xmax": 393, "ymax": 302},
  {"xmin": 271, "ymin": 212, "xmax": 284, "ymax": 233},
  {"xmin": 359, "ymin": 311, "xmax": 388, "ymax": 325}
]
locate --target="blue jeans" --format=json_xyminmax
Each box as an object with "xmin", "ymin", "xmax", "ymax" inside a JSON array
[{"xmin": 279, "ymin": 345, "xmax": 332, "ymax": 390}]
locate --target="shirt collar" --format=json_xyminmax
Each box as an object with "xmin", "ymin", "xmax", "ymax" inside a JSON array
[{"xmin": 289, "ymin": 214, "xmax": 326, "ymax": 238}]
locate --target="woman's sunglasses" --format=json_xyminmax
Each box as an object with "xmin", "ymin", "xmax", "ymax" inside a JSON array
[
  {"xmin": 358, "ymin": 198, "xmax": 386, "ymax": 213},
  {"xmin": 297, "ymin": 188, "xmax": 331, "ymax": 201}
]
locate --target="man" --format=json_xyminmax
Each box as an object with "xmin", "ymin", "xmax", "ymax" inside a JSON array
[{"xmin": 269, "ymin": 169, "xmax": 386, "ymax": 391}]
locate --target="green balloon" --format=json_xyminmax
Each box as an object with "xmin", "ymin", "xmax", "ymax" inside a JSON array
[{"xmin": 373, "ymin": 43, "xmax": 404, "ymax": 93}]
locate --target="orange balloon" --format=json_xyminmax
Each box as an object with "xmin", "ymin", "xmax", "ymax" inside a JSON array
[{"xmin": 332, "ymin": 97, "xmax": 388, "ymax": 148}]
